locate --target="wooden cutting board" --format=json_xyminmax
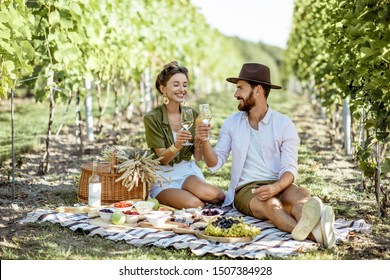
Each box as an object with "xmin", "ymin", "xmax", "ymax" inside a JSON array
[
  {"xmin": 89, "ymin": 217, "xmax": 137, "ymax": 231},
  {"xmin": 138, "ymin": 221, "xmax": 187, "ymax": 231},
  {"xmin": 191, "ymin": 221, "xmax": 208, "ymax": 229},
  {"xmin": 55, "ymin": 206, "xmax": 95, "ymax": 214},
  {"xmin": 55, "ymin": 206, "xmax": 105, "ymax": 218},
  {"xmin": 89, "ymin": 218, "xmax": 186, "ymax": 232},
  {"xmin": 173, "ymin": 227, "xmax": 253, "ymax": 243}
]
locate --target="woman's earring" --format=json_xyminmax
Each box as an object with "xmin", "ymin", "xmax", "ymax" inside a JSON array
[{"xmin": 162, "ymin": 93, "xmax": 169, "ymax": 105}]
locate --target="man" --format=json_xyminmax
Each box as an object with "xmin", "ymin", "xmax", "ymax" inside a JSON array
[{"xmin": 195, "ymin": 63, "xmax": 335, "ymax": 248}]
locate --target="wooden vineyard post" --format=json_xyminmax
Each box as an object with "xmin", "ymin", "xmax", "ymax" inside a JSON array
[
  {"xmin": 75, "ymin": 90, "xmax": 84, "ymax": 153},
  {"xmin": 10, "ymin": 88, "xmax": 16, "ymax": 196},
  {"xmin": 38, "ymin": 71, "xmax": 55, "ymax": 175},
  {"xmin": 375, "ymin": 141, "xmax": 382, "ymax": 217},
  {"xmin": 84, "ymin": 77, "xmax": 94, "ymax": 142},
  {"xmin": 342, "ymin": 98, "xmax": 352, "ymax": 155}
]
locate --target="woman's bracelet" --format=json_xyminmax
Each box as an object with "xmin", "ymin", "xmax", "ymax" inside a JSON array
[{"xmin": 169, "ymin": 143, "xmax": 180, "ymax": 154}]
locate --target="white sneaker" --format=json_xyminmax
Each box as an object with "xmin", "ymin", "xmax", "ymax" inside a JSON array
[
  {"xmin": 312, "ymin": 205, "xmax": 336, "ymax": 249},
  {"xmin": 292, "ymin": 197, "xmax": 323, "ymax": 241}
]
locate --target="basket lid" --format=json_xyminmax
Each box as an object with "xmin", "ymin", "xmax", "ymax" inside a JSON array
[{"xmin": 81, "ymin": 162, "xmax": 114, "ymax": 174}]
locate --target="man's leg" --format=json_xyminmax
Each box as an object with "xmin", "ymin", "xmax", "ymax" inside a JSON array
[
  {"xmin": 249, "ymin": 196, "xmax": 298, "ymax": 233},
  {"xmin": 234, "ymin": 182, "xmax": 299, "ymax": 233},
  {"xmin": 250, "ymin": 184, "xmax": 322, "ymax": 237},
  {"xmin": 275, "ymin": 184, "xmax": 322, "ymax": 240},
  {"xmin": 278, "ymin": 184, "xmax": 311, "ymax": 221}
]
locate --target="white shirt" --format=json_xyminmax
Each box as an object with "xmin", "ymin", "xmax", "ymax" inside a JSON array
[
  {"xmin": 208, "ymin": 106, "xmax": 300, "ymax": 207},
  {"xmin": 238, "ymin": 126, "xmax": 279, "ymax": 186}
]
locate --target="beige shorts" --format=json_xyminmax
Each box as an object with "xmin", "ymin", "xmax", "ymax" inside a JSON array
[{"xmin": 234, "ymin": 180, "xmax": 277, "ymax": 216}]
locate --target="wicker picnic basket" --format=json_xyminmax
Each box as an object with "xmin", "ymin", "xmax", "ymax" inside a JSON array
[{"xmin": 77, "ymin": 156, "xmax": 148, "ymax": 205}]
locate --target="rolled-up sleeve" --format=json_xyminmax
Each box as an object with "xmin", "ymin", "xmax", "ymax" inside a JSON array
[
  {"xmin": 208, "ymin": 115, "xmax": 233, "ymax": 173},
  {"xmin": 279, "ymin": 119, "xmax": 300, "ymax": 181},
  {"xmin": 143, "ymin": 113, "xmax": 166, "ymax": 149}
]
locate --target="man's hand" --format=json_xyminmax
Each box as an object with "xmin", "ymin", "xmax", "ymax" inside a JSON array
[
  {"xmin": 195, "ymin": 121, "xmax": 211, "ymax": 142},
  {"xmin": 251, "ymin": 184, "xmax": 278, "ymax": 201}
]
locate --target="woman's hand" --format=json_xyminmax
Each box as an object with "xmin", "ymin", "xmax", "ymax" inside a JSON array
[{"xmin": 175, "ymin": 129, "xmax": 192, "ymax": 147}]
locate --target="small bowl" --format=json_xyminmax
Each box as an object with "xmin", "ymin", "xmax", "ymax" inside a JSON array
[
  {"xmin": 113, "ymin": 201, "xmax": 133, "ymax": 211},
  {"xmin": 113, "ymin": 200, "xmax": 133, "ymax": 208},
  {"xmin": 122, "ymin": 209, "xmax": 140, "ymax": 223},
  {"xmin": 144, "ymin": 213, "xmax": 170, "ymax": 227},
  {"xmin": 201, "ymin": 208, "xmax": 223, "ymax": 223},
  {"xmin": 173, "ymin": 212, "xmax": 193, "ymax": 219},
  {"xmin": 150, "ymin": 210, "xmax": 172, "ymax": 216},
  {"xmin": 134, "ymin": 201, "xmax": 155, "ymax": 214},
  {"xmin": 99, "ymin": 208, "xmax": 114, "ymax": 222}
]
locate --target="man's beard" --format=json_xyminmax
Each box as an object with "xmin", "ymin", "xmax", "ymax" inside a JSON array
[{"xmin": 237, "ymin": 89, "xmax": 256, "ymax": 112}]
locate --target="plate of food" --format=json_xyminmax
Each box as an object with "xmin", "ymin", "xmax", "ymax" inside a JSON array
[
  {"xmin": 122, "ymin": 209, "xmax": 141, "ymax": 223},
  {"xmin": 200, "ymin": 208, "xmax": 224, "ymax": 222},
  {"xmin": 173, "ymin": 207, "xmax": 202, "ymax": 219}
]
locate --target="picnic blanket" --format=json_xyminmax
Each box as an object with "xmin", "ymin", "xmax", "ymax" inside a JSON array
[{"xmin": 19, "ymin": 207, "xmax": 371, "ymax": 259}]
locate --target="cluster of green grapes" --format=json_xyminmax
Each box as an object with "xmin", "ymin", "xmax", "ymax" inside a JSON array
[{"xmin": 205, "ymin": 216, "xmax": 261, "ymax": 238}]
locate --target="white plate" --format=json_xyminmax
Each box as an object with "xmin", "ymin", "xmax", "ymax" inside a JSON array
[
  {"xmin": 150, "ymin": 210, "xmax": 172, "ymax": 216},
  {"xmin": 173, "ymin": 212, "xmax": 193, "ymax": 219},
  {"xmin": 200, "ymin": 208, "xmax": 224, "ymax": 223},
  {"xmin": 185, "ymin": 207, "xmax": 202, "ymax": 214}
]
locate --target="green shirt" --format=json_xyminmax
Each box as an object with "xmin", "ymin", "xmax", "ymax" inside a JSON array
[{"xmin": 143, "ymin": 104, "xmax": 199, "ymax": 166}]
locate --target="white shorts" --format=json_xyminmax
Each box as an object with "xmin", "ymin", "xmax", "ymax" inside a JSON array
[{"xmin": 149, "ymin": 160, "xmax": 205, "ymax": 198}]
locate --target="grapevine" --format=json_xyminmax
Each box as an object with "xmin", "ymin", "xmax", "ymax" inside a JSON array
[
  {"xmin": 283, "ymin": 0, "xmax": 390, "ymax": 216},
  {"xmin": 1, "ymin": 0, "xmax": 245, "ymax": 177}
]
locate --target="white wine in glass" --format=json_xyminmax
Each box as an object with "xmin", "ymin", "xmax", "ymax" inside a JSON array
[
  {"xmin": 199, "ymin": 103, "xmax": 212, "ymax": 139},
  {"xmin": 181, "ymin": 108, "xmax": 194, "ymax": 146}
]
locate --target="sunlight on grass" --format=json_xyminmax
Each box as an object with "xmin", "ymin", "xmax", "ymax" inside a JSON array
[
  {"xmin": 0, "ymin": 99, "xmax": 71, "ymax": 163},
  {"xmin": 0, "ymin": 91, "xmax": 119, "ymax": 164}
]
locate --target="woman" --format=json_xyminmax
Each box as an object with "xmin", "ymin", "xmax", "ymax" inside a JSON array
[{"xmin": 143, "ymin": 61, "xmax": 225, "ymax": 209}]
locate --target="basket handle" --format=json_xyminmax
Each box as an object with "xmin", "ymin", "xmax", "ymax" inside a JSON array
[{"xmin": 111, "ymin": 152, "xmax": 118, "ymax": 175}]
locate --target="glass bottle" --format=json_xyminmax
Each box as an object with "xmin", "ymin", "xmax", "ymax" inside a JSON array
[{"xmin": 88, "ymin": 161, "xmax": 101, "ymax": 207}]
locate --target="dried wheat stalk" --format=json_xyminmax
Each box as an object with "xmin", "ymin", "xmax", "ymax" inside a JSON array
[{"xmin": 101, "ymin": 146, "xmax": 170, "ymax": 195}]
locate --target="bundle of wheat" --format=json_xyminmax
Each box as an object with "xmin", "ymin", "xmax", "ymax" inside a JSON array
[{"xmin": 102, "ymin": 146, "xmax": 170, "ymax": 196}]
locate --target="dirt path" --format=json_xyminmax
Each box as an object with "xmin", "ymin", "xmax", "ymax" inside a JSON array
[
  {"xmin": 290, "ymin": 98, "xmax": 389, "ymax": 259},
  {"xmin": 293, "ymin": 100, "xmax": 362, "ymax": 195}
]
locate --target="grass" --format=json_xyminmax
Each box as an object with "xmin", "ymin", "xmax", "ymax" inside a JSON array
[
  {"xmin": 1, "ymin": 87, "xmax": 389, "ymax": 260},
  {"xmin": 0, "ymin": 100, "xmax": 45, "ymax": 161}
]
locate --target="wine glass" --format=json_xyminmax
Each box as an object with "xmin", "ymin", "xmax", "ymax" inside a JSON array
[
  {"xmin": 199, "ymin": 104, "xmax": 212, "ymax": 140},
  {"xmin": 181, "ymin": 108, "xmax": 194, "ymax": 146},
  {"xmin": 199, "ymin": 104, "xmax": 212, "ymax": 125}
]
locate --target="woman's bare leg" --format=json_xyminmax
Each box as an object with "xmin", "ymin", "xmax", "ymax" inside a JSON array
[
  {"xmin": 156, "ymin": 188, "xmax": 205, "ymax": 209},
  {"xmin": 182, "ymin": 175, "xmax": 225, "ymax": 205}
]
